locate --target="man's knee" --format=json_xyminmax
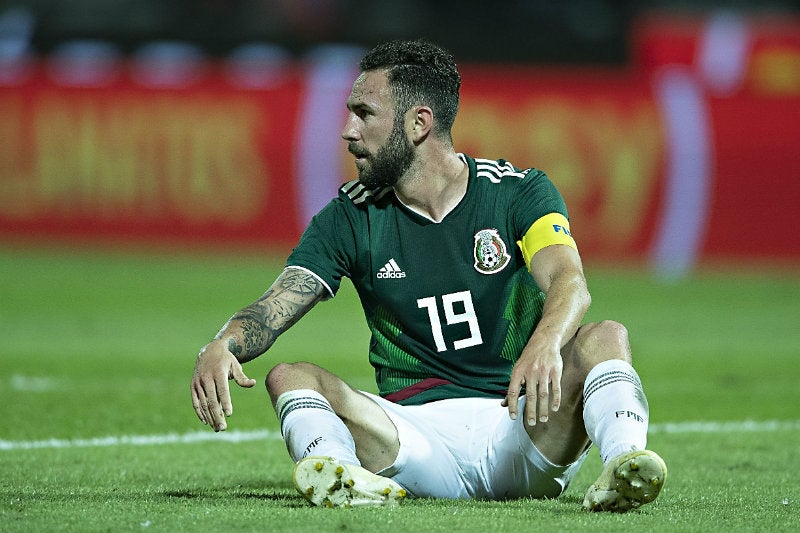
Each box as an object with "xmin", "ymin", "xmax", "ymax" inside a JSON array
[
  {"xmin": 574, "ymin": 320, "xmax": 632, "ymax": 368},
  {"xmin": 265, "ymin": 361, "xmax": 356, "ymax": 410},
  {"xmin": 265, "ymin": 361, "xmax": 324, "ymax": 400}
]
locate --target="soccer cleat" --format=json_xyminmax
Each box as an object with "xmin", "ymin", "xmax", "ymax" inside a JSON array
[
  {"xmin": 292, "ymin": 456, "xmax": 408, "ymax": 508},
  {"xmin": 583, "ymin": 449, "xmax": 667, "ymax": 512}
]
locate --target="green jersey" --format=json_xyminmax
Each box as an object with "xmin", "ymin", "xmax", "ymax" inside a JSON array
[{"xmin": 286, "ymin": 154, "xmax": 570, "ymax": 405}]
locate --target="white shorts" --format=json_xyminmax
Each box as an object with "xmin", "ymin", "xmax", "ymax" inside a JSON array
[{"xmin": 362, "ymin": 392, "xmax": 589, "ymax": 500}]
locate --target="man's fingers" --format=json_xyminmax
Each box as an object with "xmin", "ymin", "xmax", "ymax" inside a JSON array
[
  {"xmin": 192, "ymin": 344, "xmax": 255, "ymax": 432},
  {"xmin": 524, "ymin": 383, "xmax": 540, "ymax": 426},
  {"xmin": 537, "ymin": 379, "xmax": 550, "ymax": 424},
  {"xmin": 196, "ymin": 381, "xmax": 215, "ymax": 426},
  {"xmin": 509, "ymin": 357, "xmax": 564, "ymax": 427},
  {"xmin": 216, "ymin": 362, "xmax": 257, "ymax": 421},
  {"xmin": 550, "ymin": 372, "xmax": 562, "ymax": 413},
  {"xmin": 505, "ymin": 387, "xmax": 521, "ymax": 420},
  {"xmin": 546, "ymin": 363, "xmax": 563, "ymax": 417},
  {"xmin": 200, "ymin": 379, "xmax": 227, "ymax": 432},
  {"xmin": 231, "ymin": 362, "xmax": 257, "ymax": 389},
  {"xmin": 211, "ymin": 357, "xmax": 255, "ymax": 426},
  {"xmin": 191, "ymin": 383, "xmax": 208, "ymax": 425},
  {"xmin": 217, "ymin": 375, "xmax": 234, "ymax": 418}
]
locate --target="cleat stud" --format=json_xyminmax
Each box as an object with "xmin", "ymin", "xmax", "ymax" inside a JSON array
[
  {"xmin": 305, "ymin": 487, "xmax": 314, "ymax": 496},
  {"xmin": 335, "ymin": 466, "xmax": 344, "ymax": 475},
  {"xmin": 381, "ymin": 488, "xmax": 391, "ymax": 496},
  {"xmin": 314, "ymin": 462, "xmax": 324, "ymax": 471},
  {"xmin": 629, "ymin": 461, "xmax": 639, "ymax": 471},
  {"xmin": 651, "ymin": 477, "xmax": 660, "ymax": 485},
  {"xmin": 398, "ymin": 489, "xmax": 407, "ymax": 498},
  {"xmin": 324, "ymin": 500, "xmax": 334, "ymax": 508}
]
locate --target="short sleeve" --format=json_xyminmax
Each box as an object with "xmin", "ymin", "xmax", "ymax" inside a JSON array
[
  {"xmin": 286, "ymin": 196, "xmax": 358, "ymax": 297},
  {"xmin": 511, "ymin": 168, "xmax": 570, "ymax": 239}
]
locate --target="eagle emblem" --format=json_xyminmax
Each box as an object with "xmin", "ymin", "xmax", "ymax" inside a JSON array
[{"xmin": 473, "ymin": 229, "xmax": 510, "ymax": 274}]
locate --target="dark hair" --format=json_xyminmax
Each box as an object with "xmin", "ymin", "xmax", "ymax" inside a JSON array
[{"xmin": 360, "ymin": 39, "xmax": 461, "ymax": 140}]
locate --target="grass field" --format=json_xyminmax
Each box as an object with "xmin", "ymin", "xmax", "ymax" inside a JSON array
[{"xmin": 1, "ymin": 244, "xmax": 798, "ymax": 533}]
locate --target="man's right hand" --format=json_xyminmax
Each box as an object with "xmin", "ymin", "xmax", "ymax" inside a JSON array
[{"xmin": 190, "ymin": 339, "xmax": 257, "ymax": 431}]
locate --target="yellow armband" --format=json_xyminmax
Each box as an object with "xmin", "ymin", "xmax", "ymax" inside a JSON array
[{"xmin": 517, "ymin": 213, "xmax": 577, "ymax": 268}]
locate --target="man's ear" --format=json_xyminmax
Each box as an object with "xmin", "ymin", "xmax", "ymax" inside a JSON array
[{"xmin": 410, "ymin": 106, "xmax": 433, "ymax": 143}]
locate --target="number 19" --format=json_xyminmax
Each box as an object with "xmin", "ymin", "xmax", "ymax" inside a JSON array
[{"xmin": 417, "ymin": 290, "xmax": 483, "ymax": 352}]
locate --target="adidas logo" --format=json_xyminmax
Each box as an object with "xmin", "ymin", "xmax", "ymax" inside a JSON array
[{"xmin": 377, "ymin": 258, "xmax": 406, "ymax": 279}]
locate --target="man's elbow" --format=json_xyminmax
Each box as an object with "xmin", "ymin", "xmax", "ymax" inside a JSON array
[
  {"xmin": 580, "ymin": 284, "xmax": 592, "ymax": 314},
  {"xmin": 571, "ymin": 273, "xmax": 592, "ymax": 314}
]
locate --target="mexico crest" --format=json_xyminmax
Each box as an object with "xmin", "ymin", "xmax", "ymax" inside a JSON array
[{"xmin": 473, "ymin": 229, "xmax": 510, "ymax": 274}]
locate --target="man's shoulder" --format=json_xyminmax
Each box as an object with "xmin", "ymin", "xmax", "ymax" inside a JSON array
[
  {"xmin": 338, "ymin": 179, "xmax": 393, "ymax": 207},
  {"xmin": 467, "ymin": 155, "xmax": 546, "ymax": 185}
]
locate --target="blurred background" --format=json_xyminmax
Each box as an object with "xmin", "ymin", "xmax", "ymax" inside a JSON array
[
  {"xmin": 1, "ymin": 0, "xmax": 799, "ymax": 276},
  {"xmin": 1, "ymin": 0, "xmax": 798, "ymax": 64}
]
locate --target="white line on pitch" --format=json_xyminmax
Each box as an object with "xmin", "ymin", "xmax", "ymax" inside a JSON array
[
  {"xmin": 650, "ymin": 419, "xmax": 800, "ymax": 434},
  {"xmin": 0, "ymin": 429, "xmax": 281, "ymax": 451},
  {"xmin": 1, "ymin": 419, "xmax": 798, "ymax": 452}
]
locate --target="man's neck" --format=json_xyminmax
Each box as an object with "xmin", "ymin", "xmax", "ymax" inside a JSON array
[{"xmin": 393, "ymin": 152, "xmax": 468, "ymax": 223}]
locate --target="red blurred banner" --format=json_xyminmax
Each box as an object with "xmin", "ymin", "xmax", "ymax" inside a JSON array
[
  {"xmin": 0, "ymin": 62, "xmax": 304, "ymax": 248},
  {"xmin": 634, "ymin": 12, "xmax": 800, "ymax": 267},
  {"xmin": 1, "ymin": 13, "xmax": 799, "ymax": 269}
]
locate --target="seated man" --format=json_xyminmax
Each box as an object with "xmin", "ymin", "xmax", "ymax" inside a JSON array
[{"xmin": 191, "ymin": 38, "xmax": 667, "ymax": 512}]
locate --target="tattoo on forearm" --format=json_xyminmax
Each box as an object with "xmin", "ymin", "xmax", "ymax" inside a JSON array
[
  {"xmin": 228, "ymin": 338, "xmax": 243, "ymax": 357},
  {"xmin": 242, "ymin": 316, "xmax": 268, "ymax": 353},
  {"xmin": 218, "ymin": 269, "xmax": 326, "ymax": 361}
]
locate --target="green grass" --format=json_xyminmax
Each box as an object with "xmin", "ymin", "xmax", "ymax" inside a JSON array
[{"xmin": 1, "ymin": 244, "xmax": 799, "ymax": 532}]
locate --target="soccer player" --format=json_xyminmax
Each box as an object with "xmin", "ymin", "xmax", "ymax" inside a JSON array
[{"xmin": 190, "ymin": 38, "xmax": 667, "ymax": 511}]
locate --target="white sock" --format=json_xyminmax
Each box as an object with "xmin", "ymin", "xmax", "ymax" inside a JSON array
[
  {"xmin": 582, "ymin": 359, "xmax": 649, "ymax": 463},
  {"xmin": 275, "ymin": 389, "xmax": 361, "ymax": 466}
]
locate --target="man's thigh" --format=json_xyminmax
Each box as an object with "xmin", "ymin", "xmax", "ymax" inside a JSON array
[
  {"xmin": 487, "ymin": 397, "xmax": 590, "ymax": 499},
  {"xmin": 363, "ymin": 393, "xmax": 588, "ymax": 500},
  {"xmin": 360, "ymin": 393, "xmax": 474, "ymax": 498},
  {"xmin": 335, "ymin": 387, "xmax": 401, "ymax": 472}
]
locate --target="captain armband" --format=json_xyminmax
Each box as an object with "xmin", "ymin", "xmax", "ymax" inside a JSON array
[{"xmin": 516, "ymin": 212, "xmax": 578, "ymax": 268}]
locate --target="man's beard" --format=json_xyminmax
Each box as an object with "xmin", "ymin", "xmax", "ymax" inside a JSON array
[{"xmin": 352, "ymin": 119, "xmax": 415, "ymax": 189}]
